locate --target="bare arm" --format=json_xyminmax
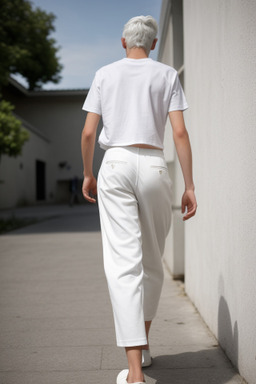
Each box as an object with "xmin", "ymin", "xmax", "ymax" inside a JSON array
[
  {"xmin": 81, "ymin": 112, "xmax": 101, "ymax": 203},
  {"xmin": 169, "ymin": 110, "xmax": 197, "ymax": 220}
]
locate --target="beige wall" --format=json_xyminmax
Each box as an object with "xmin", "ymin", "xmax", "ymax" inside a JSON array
[
  {"xmin": 0, "ymin": 128, "xmax": 50, "ymax": 208},
  {"xmin": 0, "ymin": 87, "xmax": 104, "ymax": 208},
  {"xmin": 183, "ymin": 1, "xmax": 256, "ymax": 382},
  {"xmin": 15, "ymin": 95, "xmax": 104, "ymax": 192},
  {"xmin": 14, "ymin": 95, "xmax": 89, "ymax": 180}
]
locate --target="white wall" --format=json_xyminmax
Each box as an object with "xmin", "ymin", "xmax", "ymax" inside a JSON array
[
  {"xmin": 14, "ymin": 96, "xmax": 88, "ymax": 182},
  {"xmin": 183, "ymin": 1, "xmax": 256, "ymax": 382},
  {"xmin": 1, "ymin": 92, "xmax": 105, "ymax": 207},
  {"xmin": 160, "ymin": 1, "xmax": 186, "ymax": 278},
  {"xmin": 0, "ymin": 129, "xmax": 50, "ymax": 209},
  {"xmin": 18, "ymin": 97, "xmax": 104, "ymax": 179}
]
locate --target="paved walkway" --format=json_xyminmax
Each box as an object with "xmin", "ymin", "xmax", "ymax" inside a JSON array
[{"xmin": 0, "ymin": 204, "xmax": 244, "ymax": 384}]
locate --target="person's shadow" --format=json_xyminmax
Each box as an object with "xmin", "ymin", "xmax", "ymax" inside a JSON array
[{"xmin": 145, "ymin": 275, "xmax": 240, "ymax": 383}]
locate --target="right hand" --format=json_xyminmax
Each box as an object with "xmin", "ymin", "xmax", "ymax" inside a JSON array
[
  {"xmin": 181, "ymin": 189, "xmax": 197, "ymax": 221},
  {"xmin": 82, "ymin": 175, "xmax": 97, "ymax": 203}
]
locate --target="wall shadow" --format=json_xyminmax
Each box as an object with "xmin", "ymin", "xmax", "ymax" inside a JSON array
[
  {"xmin": 218, "ymin": 274, "xmax": 239, "ymax": 375},
  {"xmin": 145, "ymin": 275, "xmax": 241, "ymax": 384}
]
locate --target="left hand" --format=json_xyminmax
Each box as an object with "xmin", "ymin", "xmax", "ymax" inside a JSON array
[
  {"xmin": 181, "ymin": 189, "xmax": 197, "ymax": 221},
  {"xmin": 82, "ymin": 176, "xmax": 97, "ymax": 203}
]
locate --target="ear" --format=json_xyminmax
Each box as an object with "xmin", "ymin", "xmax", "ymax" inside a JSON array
[
  {"xmin": 121, "ymin": 37, "xmax": 127, "ymax": 49},
  {"xmin": 151, "ymin": 38, "xmax": 158, "ymax": 51}
]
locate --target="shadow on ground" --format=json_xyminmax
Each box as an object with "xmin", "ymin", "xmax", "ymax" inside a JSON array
[
  {"xmin": 0, "ymin": 204, "xmax": 101, "ymax": 234},
  {"xmin": 144, "ymin": 348, "xmax": 240, "ymax": 384}
]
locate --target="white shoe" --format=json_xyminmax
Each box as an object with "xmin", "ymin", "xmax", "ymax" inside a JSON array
[
  {"xmin": 142, "ymin": 349, "xmax": 152, "ymax": 367},
  {"xmin": 116, "ymin": 369, "xmax": 145, "ymax": 384},
  {"xmin": 116, "ymin": 369, "xmax": 129, "ymax": 384}
]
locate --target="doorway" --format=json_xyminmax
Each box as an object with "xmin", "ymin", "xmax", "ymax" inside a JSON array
[{"xmin": 36, "ymin": 160, "xmax": 46, "ymax": 200}]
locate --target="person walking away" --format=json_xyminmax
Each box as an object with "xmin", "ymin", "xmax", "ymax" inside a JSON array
[{"xmin": 81, "ymin": 15, "xmax": 197, "ymax": 384}]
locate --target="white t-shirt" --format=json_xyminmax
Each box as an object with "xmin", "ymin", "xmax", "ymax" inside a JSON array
[{"xmin": 82, "ymin": 58, "xmax": 188, "ymax": 150}]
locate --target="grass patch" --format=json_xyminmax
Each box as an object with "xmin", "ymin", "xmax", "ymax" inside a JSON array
[{"xmin": 0, "ymin": 217, "xmax": 38, "ymax": 234}]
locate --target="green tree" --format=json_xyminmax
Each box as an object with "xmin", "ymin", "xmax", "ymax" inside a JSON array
[
  {"xmin": 0, "ymin": 0, "xmax": 62, "ymax": 90},
  {"xmin": 0, "ymin": 0, "xmax": 62, "ymax": 159},
  {"xmin": 0, "ymin": 100, "xmax": 29, "ymax": 159}
]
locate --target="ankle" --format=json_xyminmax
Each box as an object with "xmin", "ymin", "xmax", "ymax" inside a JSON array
[{"xmin": 127, "ymin": 377, "xmax": 145, "ymax": 383}]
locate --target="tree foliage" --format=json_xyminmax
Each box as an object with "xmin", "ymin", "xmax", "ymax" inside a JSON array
[
  {"xmin": 0, "ymin": 0, "xmax": 62, "ymax": 90},
  {"xmin": 0, "ymin": 100, "xmax": 29, "ymax": 158},
  {"xmin": 0, "ymin": 0, "xmax": 63, "ymax": 159}
]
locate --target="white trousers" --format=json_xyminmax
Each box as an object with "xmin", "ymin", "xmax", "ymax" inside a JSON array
[{"xmin": 97, "ymin": 147, "xmax": 173, "ymax": 347}]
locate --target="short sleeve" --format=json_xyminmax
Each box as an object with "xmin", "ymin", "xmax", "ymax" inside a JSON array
[
  {"xmin": 82, "ymin": 72, "xmax": 102, "ymax": 115},
  {"xmin": 168, "ymin": 72, "xmax": 188, "ymax": 112}
]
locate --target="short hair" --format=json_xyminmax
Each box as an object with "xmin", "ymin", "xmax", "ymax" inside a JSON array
[{"xmin": 122, "ymin": 15, "xmax": 158, "ymax": 55}]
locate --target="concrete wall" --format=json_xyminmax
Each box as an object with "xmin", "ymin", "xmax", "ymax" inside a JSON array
[
  {"xmin": 1, "ymin": 85, "xmax": 104, "ymax": 208},
  {"xmin": 15, "ymin": 95, "xmax": 104, "ymax": 202},
  {"xmin": 14, "ymin": 95, "xmax": 89, "ymax": 181},
  {"xmin": 0, "ymin": 128, "xmax": 50, "ymax": 208},
  {"xmin": 183, "ymin": 1, "xmax": 256, "ymax": 382},
  {"xmin": 160, "ymin": 0, "xmax": 186, "ymax": 279}
]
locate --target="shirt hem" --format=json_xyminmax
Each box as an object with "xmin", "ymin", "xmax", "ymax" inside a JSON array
[
  {"xmin": 99, "ymin": 141, "xmax": 164, "ymax": 151},
  {"xmin": 168, "ymin": 104, "xmax": 189, "ymax": 112},
  {"xmin": 82, "ymin": 105, "xmax": 102, "ymax": 115}
]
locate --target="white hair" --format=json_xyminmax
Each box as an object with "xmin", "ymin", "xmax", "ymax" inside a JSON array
[{"xmin": 122, "ymin": 15, "xmax": 158, "ymax": 55}]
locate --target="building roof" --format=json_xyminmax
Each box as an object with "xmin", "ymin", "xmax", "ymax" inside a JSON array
[{"xmin": 9, "ymin": 77, "xmax": 89, "ymax": 97}]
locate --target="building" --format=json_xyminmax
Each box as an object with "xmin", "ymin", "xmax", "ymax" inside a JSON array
[
  {"xmin": 159, "ymin": 1, "xmax": 256, "ymax": 383},
  {"xmin": 0, "ymin": 78, "xmax": 104, "ymax": 209}
]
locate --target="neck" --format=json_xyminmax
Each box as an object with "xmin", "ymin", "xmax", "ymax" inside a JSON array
[{"xmin": 126, "ymin": 47, "xmax": 148, "ymax": 59}]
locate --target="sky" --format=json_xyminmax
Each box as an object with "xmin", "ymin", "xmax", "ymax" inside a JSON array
[{"xmin": 15, "ymin": 0, "xmax": 162, "ymax": 90}]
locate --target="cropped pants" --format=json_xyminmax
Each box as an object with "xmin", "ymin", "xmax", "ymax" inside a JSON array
[{"xmin": 97, "ymin": 147, "xmax": 173, "ymax": 347}]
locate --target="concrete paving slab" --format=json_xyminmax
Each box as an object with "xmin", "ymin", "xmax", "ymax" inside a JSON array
[
  {"xmin": 0, "ymin": 369, "xmax": 243, "ymax": 384},
  {"xmin": 0, "ymin": 346, "xmax": 102, "ymax": 371},
  {"xmin": 101, "ymin": 346, "xmax": 128, "ymax": 370},
  {"xmin": 0, "ymin": 327, "xmax": 116, "ymax": 348},
  {"xmin": 0, "ymin": 314, "xmax": 114, "ymax": 333},
  {"xmin": 0, "ymin": 204, "xmax": 245, "ymax": 384},
  {"xmin": 0, "ymin": 370, "xmax": 121, "ymax": 384},
  {"xmin": 100, "ymin": 343, "xmax": 238, "ymax": 372},
  {"xmin": 144, "ymin": 368, "xmax": 243, "ymax": 384}
]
